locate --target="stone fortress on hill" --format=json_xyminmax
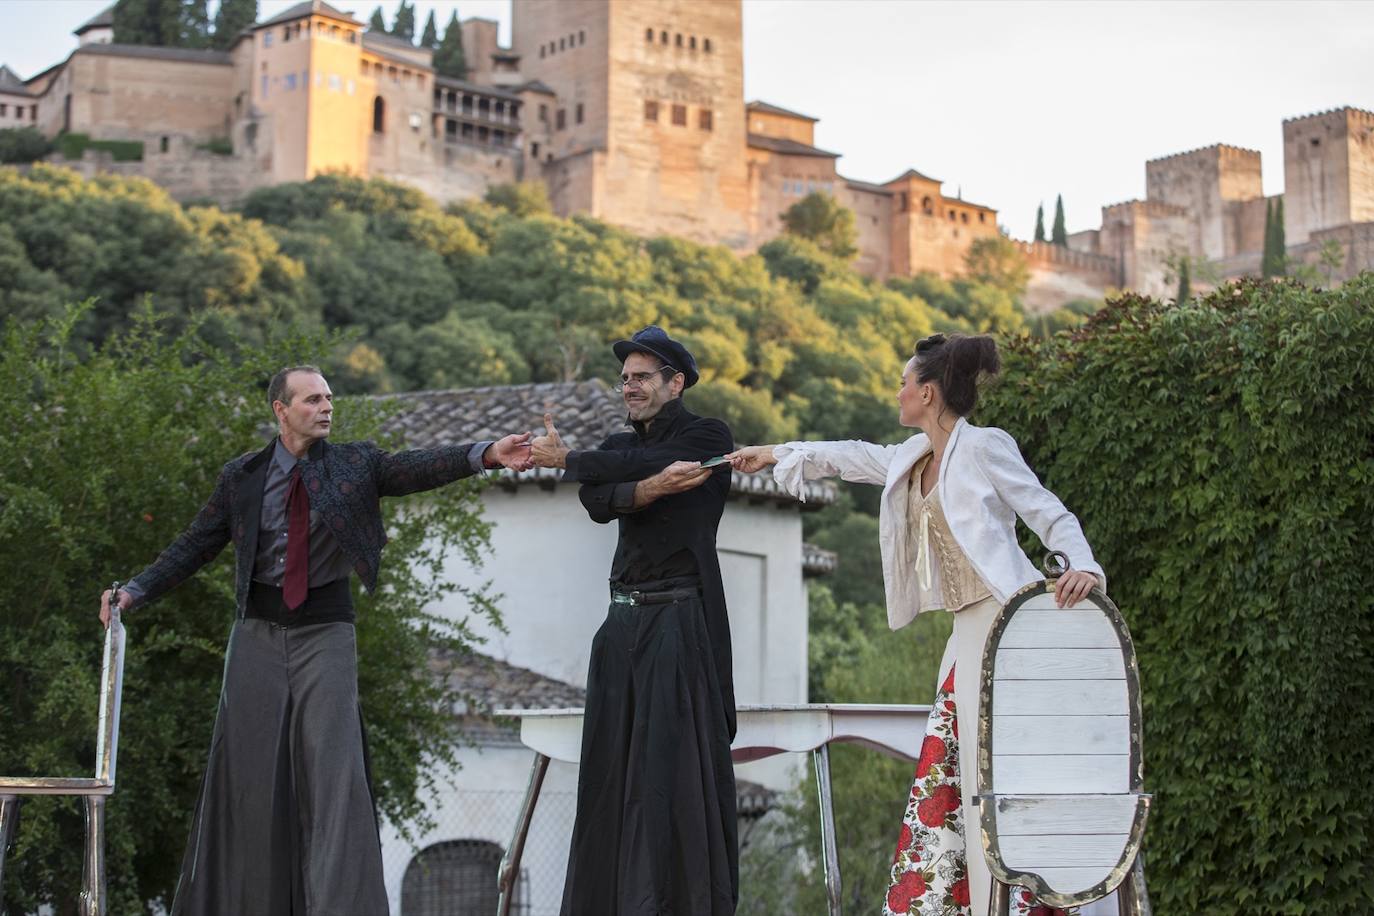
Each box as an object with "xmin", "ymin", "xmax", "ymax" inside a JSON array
[{"xmin": 2, "ymin": 0, "xmax": 1371, "ymax": 309}]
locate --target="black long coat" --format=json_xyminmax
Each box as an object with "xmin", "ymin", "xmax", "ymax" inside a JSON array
[{"xmin": 564, "ymin": 398, "xmax": 737, "ymax": 736}]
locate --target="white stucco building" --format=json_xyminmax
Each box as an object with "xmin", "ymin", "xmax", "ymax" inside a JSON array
[{"xmin": 374, "ymin": 380, "xmax": 835, "ymax": 916}]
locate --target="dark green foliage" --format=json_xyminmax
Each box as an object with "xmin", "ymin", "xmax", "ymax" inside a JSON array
[
  {"xmin": 976, "ymin": 278, "xmax": 1374, "ymax": 915},
  {"xmin": 780, "ymin": 191, "xmax": 858, "ymax": 260},
  {"xmin": 1033, "ymin": 201, "xmax": 1046, "ymax": 243},
  {"xmin": 57, "ymin": 132, "xmax": 145, "ymax": 162},
  {"xmin": 210, "ymin": 0, "xmax": 257, "ymax": 49},
  {"xmin": 433, "ymin": 12, "xmax": 467, "ymax": 78},
  {"xmin": 1051, "ymin": 193, "xmax": 1067, "ymax": 245},
  {"xmin": 390, "ymin": 0, "xmax": 415, "ymax": 40},
  {"xmin": 420, "ymin": 9, "xmax": 439, "ymax": 49},
  {"xmin": 112, "ymin": 0, "xmax": 210, "ymax": 48},
  {"xmin": 0, "ymin": 306, "xmax": 498, "ymax": 912},
  {"xmin": 195, "ymin": 136, "xmax": 233, "ymax": 155},
  {"xmin": 1176, "ymin": 256, "xmax": 1190, "ymax": 302},
  {"xmin": 0, "ymin": 127, "xmax": 53, "ymax": 163},
  {"xmin": 368, "ymin": 5, "xmax": 387, "ymax": 32},
  {"xmin": 484, "ymin": 181, "xmax": 552, "ymax": 216}
]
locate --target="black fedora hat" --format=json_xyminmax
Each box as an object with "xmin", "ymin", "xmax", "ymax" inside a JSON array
[{"xmin": 612, "ymin": 325, "xmax": 699, "ymax": 389}]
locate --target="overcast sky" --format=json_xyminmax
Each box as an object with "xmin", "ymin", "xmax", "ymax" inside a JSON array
[{"xmin": 4, "ymin": 0, "xmax": 1372, "ymax": 239}]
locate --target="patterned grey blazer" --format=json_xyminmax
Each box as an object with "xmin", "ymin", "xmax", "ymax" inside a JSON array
[{"xmin": 129, "ymin": 437, "xmax": 482, "ymax": 615}]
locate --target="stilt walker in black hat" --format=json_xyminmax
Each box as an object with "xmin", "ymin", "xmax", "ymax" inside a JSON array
[{"xmin": 531, "ymin": 326, "xmax": 740, "ymax": 915}]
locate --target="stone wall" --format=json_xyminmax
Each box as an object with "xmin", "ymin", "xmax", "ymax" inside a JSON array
[
  {"xmin": 1019, "ymin": 241, "xmax": 1119, "ymax": 312},
  {"xmin": 1145, "ymin": 144, "xmax": 1262, "ymax": 261}
]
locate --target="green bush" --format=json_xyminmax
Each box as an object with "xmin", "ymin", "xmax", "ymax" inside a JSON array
[
  {"xmin": 195, "ymin": 136, "xmax": 233, "ymax": 155},
  {"xmin": 978, "ymin": 277, "xmax": 1374, "ymax": 914},
  {"xmin": 0, "ymin": 126, "xmax": 53, "ymax": 163}
]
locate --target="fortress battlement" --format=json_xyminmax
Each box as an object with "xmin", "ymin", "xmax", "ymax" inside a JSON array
[
  {"xmin": 1283, "ymin": 105, "xmax": 1374, "ymax": 125},
  {"xmin": 1102, "ymin": 198, "xmax": 1190, "ymax": 219},
  {"xmin": 1017, "ymin": 240, "xmax": 1118, "ymax": 276},
  {"xmin": 1146, "ymin": 143, "xmax": 1261, "ymax": 165}
]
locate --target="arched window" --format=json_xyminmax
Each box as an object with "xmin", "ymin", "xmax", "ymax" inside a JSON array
[
  {"xmin": 372, "ymin": 96, "xmax": 385, "ymax": 133},
  {"xmin": 401, "ymin": 839, "xmax": 523, "ymax": 916}
]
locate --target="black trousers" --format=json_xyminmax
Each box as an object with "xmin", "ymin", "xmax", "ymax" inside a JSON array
[{"xmin": 560, "ymin": 593, "xmax": 739, "ymax": 915}]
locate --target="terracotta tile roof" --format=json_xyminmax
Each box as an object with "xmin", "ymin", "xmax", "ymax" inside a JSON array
[
  {"xmin": 747, "ymin": 133, "xmax": 839, "ymax": 159},
  {"xmin": 377, "ymin": 380, "xmax": 839, "ymax": 507},
  {"xmin": 72, "ymin": 44, "xmax": 232, "ymax": 65},
  {"xmin": 73, "ymin": 5, "xmax": 115, "ymax": 36},
  {"xmin": 802, "ymin": 542, "xmax": 838, "ymax": 577},
  {"xmin": 747, "ymin": 100, "xmax": 818, "ymax": 122},
  {"xmin": 0, "ymin": 65, "xmax": 30, "ymax": 95},
  {"xmin": 257, "ymin": 0, "xmax": 360, "ymax": 29}
]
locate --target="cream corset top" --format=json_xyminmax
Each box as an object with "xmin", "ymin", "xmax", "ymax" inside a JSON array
[{"xmin": 906, "ymin": 454, "xmax": 993, "ymax": 613}]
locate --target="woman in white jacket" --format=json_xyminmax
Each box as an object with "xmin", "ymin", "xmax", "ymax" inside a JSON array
[{"xmin": 729, "ymin": 333, "xmax": 1103, "ymax": 916}]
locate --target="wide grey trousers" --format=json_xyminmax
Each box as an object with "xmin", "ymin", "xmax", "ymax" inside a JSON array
[{"xmin": 171, "ymin": 619, "xmax": 388, "ymax": 916}]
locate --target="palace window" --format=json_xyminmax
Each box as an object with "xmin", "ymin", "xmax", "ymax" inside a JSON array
[
  {"xmin": 284, "ymin": 72, "xmax": 297, "ymax": 90},
  {"xmin": 579, "ymin": 30, "xmax": 585, "ymax": 45},
  {"xmin": 540, "ymin": 46, "xmax": 546, "ymax": 58},
  {"xmin": 532, "ymin": 141, "xmax": 540, "ymax": 158},
  {"xmin": 978, "ymin": 212, "xmax": 986, "ymax": 223},
  {"xmin": 644, "ymin": 100, "xmax": 659, "ymax": 122},
  {"xmin": 899, "ymin": 192, "xmax": 908, "ymax": 212},
  {"xmin": 948, "ymin": 209, "xmax": 956, "ymax": 220},
  {"xmin": 347, "ymin": 31, "xmax": 357, "ymax": 43},
  {"xmin": 556, "ymin": 109, "xmax": 566, "ymax": 130},
  {"xmin": 671, "ymin": 104, "xmax": 687, "ymax": 126},
  {"xmin": 675, "ymin": 33, "xmax": 683, "ymax": 47},
  {"xmin": 704, "ymin": 38, "xmax": 713, "ymax": 52},
  {"xmin": 576, "ymin": 103, "xmax": 584, "ymax": 124},
  {"xmin": 645, "ymin": 28, "xmax": 653, "ymax": 42},
  {"xmin": 159, "ymin": 136, "xmax": 168, "ymax": 153},
  {"xmin": 402, "ymin": 840, "xmax": 523, "ymax": 916},
  {"xmin": 559, "ymin": 37, "xmax": 565, "ymax": 50},
  {"xmin": 699, "ymin": 108, "xmax": 713, "ymax": 131},
  {"xmin": 373, "ymin": 96, "xmax": 385, "ymax": 133},
  {"xmin": 282, "ymin": 24, "xmax": 290, "ymax": 40},
  {"xmin": 0, "ymin": 104, "xmax": 6, "ymax": 116},
  {"xmin": 921, "ymin": 195, "xmax": 932, "ymax": 214},
  {"xmin": 539, "ymin": 103, "xmax": 548, "ymax": 122},
  {"xmin": 960, "ymin": 211, "xmax": 968, "ymax": 223},
  {"xmin": 661, "ymin": 30, "xmax": 669, "ymax": 43},
  {"xmin": 263, "ymin": 31, "xmax": 273, "ymax": 47},
  {"xmin": 690, "ymin": 36, "xmax": 697, "ymax": 50}
]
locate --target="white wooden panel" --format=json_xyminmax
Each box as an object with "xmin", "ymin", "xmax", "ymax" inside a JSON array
[
  {"xmin": 992, "ymin": 680, "xmax": 1129, "ymax": 716},
  {"xmin": 993, "ymin": 715, "xmax": 1129, "ymax": 755},
  {"xmin": 1000, "ymin": 608, "xmax": 1120, "ymax": 648},
  {"xmin": 1018, "ymin": 867, "xmax": 1123, "ymax": 895},
  {"xmin": 994, "ymin": 648, "xmax": 1126, "ymax": 681},
  {"xmin": 1000, "ymin": 833, "xmax": 1130, "ymax": 868},
  {"xmin": 992, "ymin": 794, "xmax": 1141, "ymax": 835},
  {"xmin": 992, "ymin": 755, "xmax": 1129, "ymax": 794}
]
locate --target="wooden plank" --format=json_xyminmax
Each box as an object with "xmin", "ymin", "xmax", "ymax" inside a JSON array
[
  {"xmin": 992, "ymin": 715, "xmax": 1129, "ymax": 756},
  {"xmin": 994, "ymin": 648, "xmax": 1126, "ymax": 681},
  {"xmin": 991, "ymin": 794, "xmax": 1141, "ymax": 835},
  {"xmin": 992, "ymin": 755, "xmax": 1129, "ymax": 794},
  {"xmin": 991, "ymin": 680, "xmax": 1128, "ymax": 717},
  {"xmin": 1000, "ymin": 833, "xmax": 1131, "ymax": 868},
  {"xmin": 999, "ymin": 608, "xmax": 1120, "ymax": 648}
]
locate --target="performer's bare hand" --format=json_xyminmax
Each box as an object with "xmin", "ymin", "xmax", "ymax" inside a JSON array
[
  {"xmin": 100, "ymin": 588, "xmax": 131, "ymax": 629},
  {"xmin": 652, "ymin": 460, "xmax": 713, "ymax": 494},
  {"xmin": 531, "ymin": 413, "xmax": 571, "ymax": 469},
  {"xmin": 1053, "ymin": 569, "xmax": 1098, "ymax": 608},
  {"xmin": 485, "ymin": 433, "xmax": 534, "ymax": 471},
  {"xmin": 726, "ymin": 445, "xmax": 778, "ymax": 473}
]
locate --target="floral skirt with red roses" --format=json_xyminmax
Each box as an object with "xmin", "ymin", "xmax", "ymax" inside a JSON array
[{"xmin": 883, "ymin": 662, "xmax": 1077, "ymax": 916}]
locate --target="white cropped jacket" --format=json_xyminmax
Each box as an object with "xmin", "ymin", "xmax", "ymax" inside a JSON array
[{"xmin": 773, "ymin": 418, "xmax": 1105, "ymax": 631}]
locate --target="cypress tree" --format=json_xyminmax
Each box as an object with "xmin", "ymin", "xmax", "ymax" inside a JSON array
[
  {"xmin": 1051, "ymin": 193, "xmax": 1067, "ymax": 245},
  {"xmin": 113, "ymin": 0, "xmax": 211, "ymax": 47},
  {"xmin": 1033, "ymin": 203, "xmax": 1046, "ymax": 243},
  {"xmin": 391, "ymin": 0, "xmax": 415, "ymax": 40},
  {"xmin": 1262, "ymin": 200, "xmax": 1277, "ymax": 277},
  {"xmin": 433, "ymin": 11, "xmax": 467, "ymax": 79},
  {"xmin": 420, "ymin": 10, "xmax": 439, "ymax": 49},
  {"xmin": 368, "ymin": 6, "xmax": 386, "ymax": 32},
  {"xmin": 1177, "ymin": 257, "xmax": 1191, "ymax": 302},
  {"xmin": 211, "ymin": 0, "xmax": 258, "ymax": 49}
]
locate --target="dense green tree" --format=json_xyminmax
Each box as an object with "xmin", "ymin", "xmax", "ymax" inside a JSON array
[
  {"xmin": 390, "ymin": 0, "xmax": 416, "ymax": 40},
  {"xmin": 484, "ymin": 181, "xmax": 552, "ymax": 217},
  {"xmin": 780, "ymin": 191, "xmax": 858, "ymax": 260},
  {"xmin": 368, "ymin": 5, "xmax": 387, "ymax": 32},
  {"xmin": 0, "ymin": 307, "xmax": 499, "ymax": 912},
  {"xmin": 433, "ymin": 11, "xmax": 467, "ymax": 78},
  {"xmin": 1263, "ymin": 197, "xmax": 1288, "ymax": 278},
  {"xmin": 1051, "ymin": 192, "xmax": 1067, "ymax": 245},
  {"xmin": 1033, "ymin": 201, "xmax": 1046, "ymax": 243},
  {"xmin": 964, "ymin": 234, "xmax": 1030, "ymax": 296},
  {"xmin": 419, "ymin": 9, "xmax": 439, "ymax": 49},
  {"xmin": 1176, "ymin": 254, "xmax": 1191, "ymax": 301},
  {"xmin": 112, "ymin": 0, "xmax": 209, "ymax": 47},
  {"xmin": 210, "ymin": 0, "xmax": 257, "ymax": 49}
]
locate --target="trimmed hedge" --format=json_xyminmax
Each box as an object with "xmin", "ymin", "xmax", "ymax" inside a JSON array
[
  {"xmin": 57, "ymin": 132, "xmax": 144, "ymax": 162},
  {"xmin": 978, "ymin": 277, "xmax": 1374, "ymax": 914},
  {"xmin": 0, "ymin": 127, "xmax": 53, "ymax": 163}
]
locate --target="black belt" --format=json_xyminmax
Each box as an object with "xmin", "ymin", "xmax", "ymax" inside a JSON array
[
  {"xmin": 246, "ymin": 577, "xmax": 354, "ymax": 626},
  {"xmin": 609, "ymin": 576, "xmax": 702, "ymax": 607}
]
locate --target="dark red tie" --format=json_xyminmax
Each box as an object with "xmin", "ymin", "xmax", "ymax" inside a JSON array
[{"xmin": 283, "ymin": 465, "xmax": 310, "ymax": 610}]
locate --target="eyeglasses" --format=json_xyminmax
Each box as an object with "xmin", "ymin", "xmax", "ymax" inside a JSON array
[{"xmin": 612, "ymin": 366, "xmax": 678, "ymax": 393}]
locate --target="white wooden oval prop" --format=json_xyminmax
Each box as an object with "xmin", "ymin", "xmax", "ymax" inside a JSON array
[{"xmin": 977, "ymin": 576, "xmax": 1150, "ymax": 909}]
